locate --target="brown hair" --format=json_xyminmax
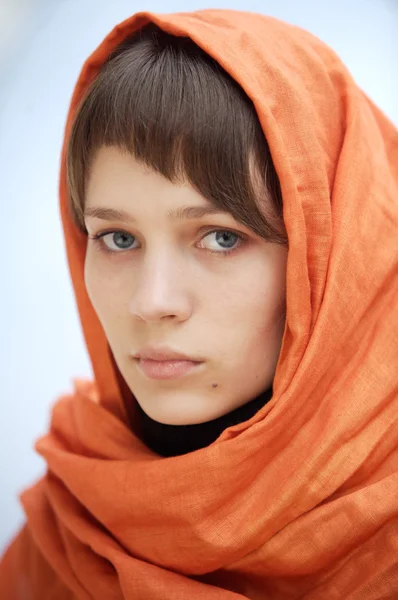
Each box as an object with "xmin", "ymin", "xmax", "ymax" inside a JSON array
[{"xmin": 66, "ymin": 23, "xmax": 288, "ymax": 245}]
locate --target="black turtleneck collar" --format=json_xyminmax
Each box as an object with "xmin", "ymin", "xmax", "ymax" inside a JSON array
[{"xmin": 136, "ymin": 386, "xmax": 273, "ymax": 457}]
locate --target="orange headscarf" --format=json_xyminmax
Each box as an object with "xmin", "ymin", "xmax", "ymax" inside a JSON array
[{"xmin": 1, "ymin": 9, "xmax": 397, "ymax": 599}]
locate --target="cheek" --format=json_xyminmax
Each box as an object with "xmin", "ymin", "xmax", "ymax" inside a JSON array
[
  {"xmin": 251, "ymin": 254, "xmax": 287, "ymax": 333},
  {"xmin": 218, "ymin": 264, "xmax": 286, "ymax": 359},
  {"xmin": 221, "ymin": 267, "xmax": 286, "ymax": 329},
  {"xmin": 241, "ymin": 288, "xmax": 286, "ymax": 377},
  {"xmin": 84, "ymin": 252, "xmax": 121, "ymax": 327},
  {"xmin": 84, "ymin": 253, "xmax": 102, "ymax": 312},
  {"xmin": 245, "ymin": 294, "xmax": 286, "ymax": 343}
]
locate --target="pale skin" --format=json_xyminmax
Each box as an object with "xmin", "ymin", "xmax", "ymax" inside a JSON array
[{"xmin": 84, "ymin": 146, "xmax": 288, "ymax": 425}]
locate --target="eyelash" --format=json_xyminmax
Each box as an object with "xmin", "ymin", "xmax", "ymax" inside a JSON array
[{"xmin": 88, "ymin": 228, "xmax": 246, "ymax": 258}]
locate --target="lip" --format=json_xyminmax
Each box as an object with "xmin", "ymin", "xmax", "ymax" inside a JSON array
[
  {"xmin": 135, "ymin": 358, "xmax": 203, "ymax": 380},
  {"xmin": 133, "ymin": 345, "xmax": 202, "ymax": 362}
]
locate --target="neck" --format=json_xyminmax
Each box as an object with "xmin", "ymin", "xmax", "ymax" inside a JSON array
[{"xmin": 136, "ymin": 386, "xmax": 273, "ymax": 457}]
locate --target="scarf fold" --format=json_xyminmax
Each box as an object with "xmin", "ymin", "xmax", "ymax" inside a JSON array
[{"xmin": 1, "ymin": 9, "xmax": 397, "ymax": 600}]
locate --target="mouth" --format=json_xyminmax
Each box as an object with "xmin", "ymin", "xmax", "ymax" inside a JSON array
[{"xmin": 134, "ymin": 357, "xmax": 204, "ymax": 380}]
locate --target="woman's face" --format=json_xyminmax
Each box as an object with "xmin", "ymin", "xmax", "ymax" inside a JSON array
[{"xmin": 84, "ymin": 146, "xmax": 288, "ymax": 424}]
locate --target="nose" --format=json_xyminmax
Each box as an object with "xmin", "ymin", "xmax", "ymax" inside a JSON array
[{"xmin": 129, "ymin": 252, "xmax": 192, "ymax": 323}]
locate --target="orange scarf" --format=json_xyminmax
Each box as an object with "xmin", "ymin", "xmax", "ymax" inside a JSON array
[{"xmin": 1, "ymin": 9, "xmax": 397, "ymax": 599}]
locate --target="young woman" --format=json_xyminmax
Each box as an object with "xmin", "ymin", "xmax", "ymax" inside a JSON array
[{"xmin": 0, "ymin": 9, "xmax": 397, "ymax": 599}]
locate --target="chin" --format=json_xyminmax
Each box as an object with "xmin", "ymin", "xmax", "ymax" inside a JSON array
[
  {"xmin": 151, "ymin": 409, "xmax": 210, "ymax": 426},
  {"xmin": 139, "ymin": 399, "xmax": 218, "ymax": 426}
]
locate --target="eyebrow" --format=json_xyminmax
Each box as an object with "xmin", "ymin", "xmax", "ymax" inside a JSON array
[{"xmin": 84, "ymin": 205, "xmax": 229, "ymax": 222}]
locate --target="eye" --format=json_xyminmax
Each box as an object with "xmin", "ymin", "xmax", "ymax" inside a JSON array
[
  {"xmin": 199, "ymin": 230, "xmax": 243, "ymax": 254},
  {"xmin": 92, "ymin": 231, "xmax": 138, "ymax": 252},
  {"xmin": 89, "ymin": 228, "xmax": 245, "ymax": 256}
]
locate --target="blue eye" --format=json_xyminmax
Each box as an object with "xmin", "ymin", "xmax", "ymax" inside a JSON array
[
  {"xmin": 91, "ymin": 231, "xmax": 137, "ymax": 253},
  {"xmin": 201, "ymin": 230, "xmax": 242, "ymax": 253},
  {"xmin": 89, "ymin": 228, "xmax": 245, "ymax": 257}
]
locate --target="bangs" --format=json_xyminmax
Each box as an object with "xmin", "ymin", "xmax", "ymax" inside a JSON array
[{"xmin": 67, "ymin": 24, "xmax": 287, "ymax": 245}]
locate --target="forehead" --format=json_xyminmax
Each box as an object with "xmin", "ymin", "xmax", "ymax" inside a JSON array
[
  {"xmin": 85, "ymin": 146, "xmax": 233, "ymax": 222},
  {"xmin": 86, "ymin": 146, "xmax": 196, "ymax": 203}
]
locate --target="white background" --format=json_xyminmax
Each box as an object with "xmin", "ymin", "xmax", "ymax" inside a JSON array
[{"xmin": 1, "ymin": 0, "xmax": 397, "ymax": 554}]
